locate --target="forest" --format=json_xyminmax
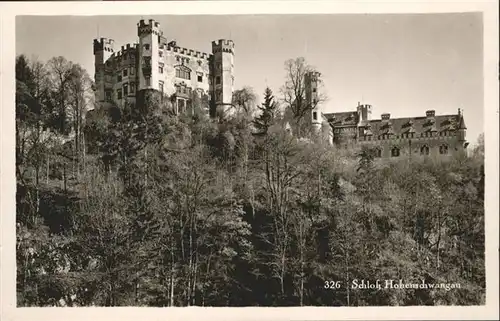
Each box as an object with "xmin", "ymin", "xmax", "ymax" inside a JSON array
[{"xmin": 15, "ymin": 54, "xmax": 485, "ymax": 307}]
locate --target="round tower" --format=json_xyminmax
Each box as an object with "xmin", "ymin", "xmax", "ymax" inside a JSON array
[
  {"xmin": 211, "ymin": 39, "xmax": 235, "ymax": 116},
  {"xmin": 93, "ymin": 37, "xmax": 114, "ymax": 103},
  {"xmin": 137, "ymin": 19, "xmax": 163, "ymax": 91},
  {"xmin": 304, "ymin": 71, "xmax": 322, "ymax": 132}
]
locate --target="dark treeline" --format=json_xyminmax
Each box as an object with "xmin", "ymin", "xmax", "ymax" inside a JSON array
[{"xmin": 16, "ymin": 54, "xmax": 485, "ymax": 307}]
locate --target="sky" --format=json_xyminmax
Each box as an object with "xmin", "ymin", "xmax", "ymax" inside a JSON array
[{"xmin": 16, "ymin": 13, "xmax": 484, "ymax": 145}]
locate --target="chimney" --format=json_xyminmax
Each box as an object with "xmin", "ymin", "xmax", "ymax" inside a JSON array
[
  {"xmin": 381, "ymin": 113, "xmax": 390, "ymax": 120},
  {"xmin": 426, "ymin": 110, "xmax": 435, "ymax": 117}
]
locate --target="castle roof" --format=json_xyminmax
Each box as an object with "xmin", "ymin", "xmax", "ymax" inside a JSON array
[
  {"xmin": 323, "ymin": 111, "xmax": 358, "ymax": 126},
  {"xmin": 324, "ymin": 110, "xmax": 463, "ymax": 137},
  {"xmin": 457, "ymin": 114, "xmax": 467, "ymax": 129}
]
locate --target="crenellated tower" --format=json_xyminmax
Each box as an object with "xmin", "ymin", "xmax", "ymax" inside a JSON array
[
  {"xmin": 211, "ymin": 39, "xmax": 235, "ymax": 116},
  {"xmin": 304, "ymin": 71, "xmax": 322, "ymax": 132},
  {"xmin": 93, "ymin": 37, "xmax": 115, "ymax": 103},
  {"xmin": 356, "ymin": 102, "xmax": 372, "ymax": 123},
  {"xmin": 137, "ymin": 19, "xmax": 163, "ymax": 91}
]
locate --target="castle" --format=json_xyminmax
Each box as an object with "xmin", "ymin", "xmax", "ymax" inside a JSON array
[
  {"xmin": 93, "ymin": 18, "xmax": 468, "ymax": 158},
  {"xmin": 285, "ymin": 70, "xmax": 468, "ymax": 158},
  {"xmin": 93, "ymin": 19, "xmax": 234, "ymax": 116},
  {"xmin": 312, "ymin": 102, "xmax": 468, "ymax": 158}
]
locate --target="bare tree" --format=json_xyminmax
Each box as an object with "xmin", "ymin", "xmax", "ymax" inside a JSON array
[
  {"xmin": 281, "ymin": 57, "xmax": 327, "ymax": 135},
  {"xmin": 232, "ymin": 86, "xmax": 257, "ymax": 118},
  {"xmin": 47, "ymin": 56, "xmax": 73, "ymax": 135},
  {"xmin": 66, "ymin": 64, "xmax": 94, "ymax": 177}
]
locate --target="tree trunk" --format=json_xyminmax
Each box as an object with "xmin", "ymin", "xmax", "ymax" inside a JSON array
[
  {"xmin": 345, "ymin": 245, "xmax": 350, "ymax": 306},
  {"xmin": 187, "ymin": 215, "xmax": 193, "ymax": 306},
  {"xmin": 46, "ymin": 154, "xmax": 50, "ymax": 184},
  {"xmin": 170, "ymin": 235, "xmax": 175, "ymax": 307},
  {"xmin": 436, "ymin": 212, "xmax": 441, "ymax": 270},
  {"xmin": 35, "ymin": 166, "xmax": 40, "ymax": 224},
  {"xmin": 299, "ymin": 222, "xmax": 304, "ymax": 307},
  {"xmin": 192, "ymin": 251, "xmax": 198, "ymax": 306}
]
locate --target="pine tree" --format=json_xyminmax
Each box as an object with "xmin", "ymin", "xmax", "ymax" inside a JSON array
[{"xmin": 253, "ymin": 87, "xmax": 278, "ymax": 135}]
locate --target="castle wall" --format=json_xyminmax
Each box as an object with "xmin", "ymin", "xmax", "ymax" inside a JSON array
[
  {"xmin": 105, "ymin": 46, "xmax": 138, "ymax": 105},
  {"xmin": 163, "ymin": 47, "xmax": 211, "ymax": 98},
  {"xmin": 357, "ymin": 133, "xmax": 465, "ymax": 158}
]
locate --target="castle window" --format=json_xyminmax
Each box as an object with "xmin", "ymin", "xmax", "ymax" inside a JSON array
[
  {"xmin": 117, "ymin": 74, "xmax": 122, "ymax": 82},
  {"xmin": 117, "ymin": 89, "xmax": 122, "ymax": 100},
  {"xmin": 439, "ymin": 145, "xmax": 449, "ymax": 155},
  {"xmin": 130, "ymin": 82, "xmax": 135, "ymax": 93},
  {"xmin": 159, "ymin": 66, "xmax": 164, "ymax": 74},
  {"xmin": 217, "ymin": 63, "xmax": 222, "ymax": 70},
  {"xmin": 144, "ymin": 44, "xmax": 150, "ymax": 51},
  {"xmin": 197, "ymin": 73, "xmax": 203, "ymax": 82},
  {"xmin": 420, "ymin": 145, "xmax": 430, "ymax": 156},
  {"xmin": 145, "ymin": 77, "xmax": 151, "ymax": 86},
  {"xmin": 159, "ymin": 51, "xmax": 163, "ymax": 57},
  {"xmin": 123, "ymin": 69, "xmax": 128, "ymax": 77},
  {"xmin": 375, "ymin": 148, "xmax": 382, "ymax": 158},
  {"xmin": 391, "ymin": 147, "xmax": 400, "ymax": 157},
  {"xmin": 313, "ymin": 88, "xmax": 317, "ymax": 93},
  {"xmin": 159, "ymin": 81, "xmax": 164, "ymax": 93},
  {"xmin": 176, "ymin": 56, "xmax": 180, "ymax": 62},
  {"xmin": 216, "ymin": 76, "xmax": 221, "ymax": 85},
  {"xmin": 313, "ymin": 112, "xmax": 317, "ymax": 121},
  {"xmin": 176, "ymin": 66, "xmax": 191, "ymax": 80},
  {"xmin": 123, "ymin": 83, "xmax": 128, "ymax": 96},
  {"xmin": 105, "ymin": 91, "xmax": 112, "ymax": 102},
  {"xmin": 198, "ymin": 60, "xmax": 202, "ymax": 66}
]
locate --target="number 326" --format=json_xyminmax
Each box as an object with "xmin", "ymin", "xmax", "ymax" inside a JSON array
[{"xmin": 324, "ymin": 281, "xmax": 341, "ymax": 289}]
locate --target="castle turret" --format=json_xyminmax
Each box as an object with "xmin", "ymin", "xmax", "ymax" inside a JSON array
[
  {"xmin": 356, "ymin": 102, "xmax": 372, "ymax": 123},
  {"xmin": 457, "ymin": 108, "xmax": 467, "ymax": 142},
  {"xmin": 93, "ymin": 37, "xmax": 114, "ymax": 103},
  {"xmin": 304, "ymin": 71, "xmax": 322, "ymax": 132},
  {"xmin": 211, "ymin": 39, "xmax": 235, "ymax": 116},
  {"xmin": 137, "ymin": 19, "xmax": 163, "ymax": 91}
]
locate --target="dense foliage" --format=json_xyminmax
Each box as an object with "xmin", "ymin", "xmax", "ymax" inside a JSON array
[{"xmin": 16, "ymin": 54, "xmax": 485, "ymax": 306}]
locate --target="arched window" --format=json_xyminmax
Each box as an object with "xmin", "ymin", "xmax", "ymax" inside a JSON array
[
  {"xmin": 420, "ymin": 145, "xmax": 430, "ymax": 156},
  {"xmin": 391, "ymin": 147, "xmax": 400, "ymax": 157},
  {"xmin": 439, "ymin": 144, "xmax": 449, "ymax": 155},
  {"xmin": 375, "ymin": 148, "xmax": 382, "ymax": 158}
]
